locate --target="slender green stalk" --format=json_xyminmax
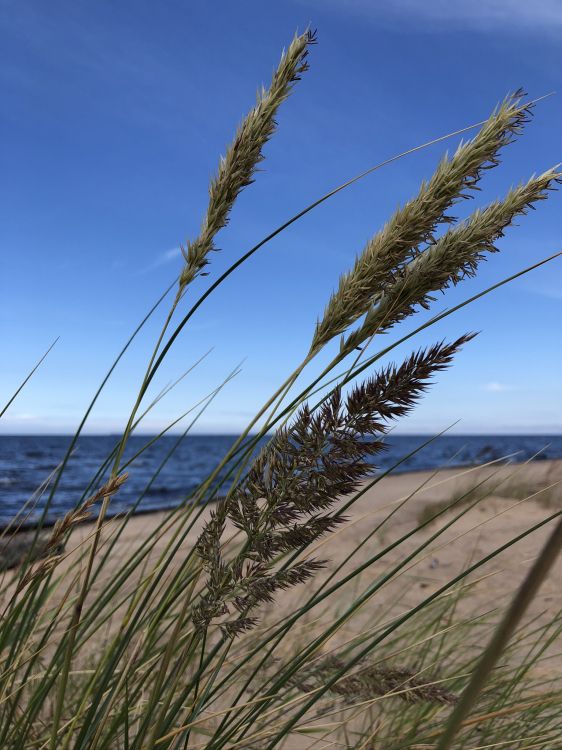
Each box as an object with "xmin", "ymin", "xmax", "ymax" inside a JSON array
[
  {"xmin": 261, "ymin": 511, "xmax": 562, "ymax": 749},
  {"xmin": 434, "ymin": 515, "xmax": 562, "ymax": 750},
  {"xmin": 0, "ymin": 338, "xmax": 58, "ymax": 419}
]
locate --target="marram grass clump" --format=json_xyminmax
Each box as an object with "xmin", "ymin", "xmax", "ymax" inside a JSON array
[{"xmin": 1, "ymin": 29, "xmax": 561, "ymax": 750}]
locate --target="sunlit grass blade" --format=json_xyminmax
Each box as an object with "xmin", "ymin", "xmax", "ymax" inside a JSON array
[{"xmin": 0, "ymin": 337, "xmax": 58, "ymax": 419}]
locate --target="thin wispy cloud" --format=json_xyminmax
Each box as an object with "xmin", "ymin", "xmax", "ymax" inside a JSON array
[
  {"xmin": 3, "ymin": 412, "xmax": 38, "ymax": 422},
  {"xmin": 159, "ymin": 247, "xmax": 182, "ymax": 264},
  {"xmin": 139, "ymin": 246, "xmax": 182, "ymax": 274},
  {"xmin": 522, "ymin": 285, "xmax": 562, "ymax": 301},
  {"xmin": 308, "ymin": 0, "xmax": 562, "ymax": 33},
  {"xmin": 482, "ymin": 381, "xmax": 514, "ymax": 393}
]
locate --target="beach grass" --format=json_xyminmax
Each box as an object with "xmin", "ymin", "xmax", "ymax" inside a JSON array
[{"xmin": 1, "ymin": 29, "xmax": 561, "ymax": 749}]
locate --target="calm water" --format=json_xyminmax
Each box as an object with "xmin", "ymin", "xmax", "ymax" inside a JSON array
[{"xmin": 1, "ymin": 434, "xmax": 561, "ymax": 526}]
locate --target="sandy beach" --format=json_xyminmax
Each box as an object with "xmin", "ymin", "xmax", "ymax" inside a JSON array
[
  {"xmin": 2, "ymin": 459, "xmax": 560, "ymax": 748},
  {"xmin": 57, "ymin": 458, "xmax": 562, "ymax": 675}
]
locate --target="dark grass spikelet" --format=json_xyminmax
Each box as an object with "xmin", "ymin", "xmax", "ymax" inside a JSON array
[
  {"xmin": 311, "ymin": 91, "xmax": 533, "ymax": 354},
  {"xmin": 193, "ymin": 337, "xmax": 472, "ymax": 635},
  {"xmin": 294, "ymin": 656, "xmax": 458, "ymax": 706},
  {"xmin": 342, "ymin": 167, "xmax": 561, "ymax": 352},
  {"xmin": 345, "ymin": 334, "xmax": 475, "ymax": 430},
  {"xmin": 179, "ymin": 30, "xmax": 316, "ymax": 290},
  {"xmin": 16, "ymin": 473, "xmax": 128, "ymax": 591},
  {"xmin": 333, "ymin": 665, "xmax": 458, "ymax": 705}
]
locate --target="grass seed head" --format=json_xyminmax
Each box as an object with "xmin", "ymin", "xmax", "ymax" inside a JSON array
[
  {"xmin": 311, "ymin": 90, "xmax": 534, "ymax": 354},
  {"xmin": 193, "ymin": 336, "xmax": 472, "ymax": 635},
  {"xmin": 179, "ymin": 29, "xmax": 316, "ymax": 291},
  {"xmin": 342, "ymin": 166, "xmax": 561, "ymax": 352}
]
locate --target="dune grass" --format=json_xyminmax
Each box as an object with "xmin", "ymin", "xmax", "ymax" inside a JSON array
[{"xmin": 1, "ymin": 29, "xmax": 562, "ymax": 749}]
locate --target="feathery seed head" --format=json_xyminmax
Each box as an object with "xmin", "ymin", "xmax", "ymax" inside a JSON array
[
  {"xmin": 49, "ymin": 472, "xmax": 128, "ymax": 548},
  {"xmin": 16, "ymin": 473, "xmax": 128, "ymax": 591},
  {"xmin": 296, "ymin": 656, "xmax": 458, "ymax": 705},
  {"xmin": 193, "ymin": 336, "xmax": 472, "ymax": 635},
  {"xmin": 179, "ymin": 30, "xmax": 316, "ymax": 291},
  {"xmin": 341, "ymin": 166, "xmax": 560, "ymax": 353},
  {"xmin": 310, "ymin": 91, "xmax": 534, "ymax": 354}
]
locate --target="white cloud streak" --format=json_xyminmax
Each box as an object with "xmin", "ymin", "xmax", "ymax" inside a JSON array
[
  {"xmin": 309, "ymin": 0, "xmax": 562, "ymax": 33},
  {"xmin": 139, "ymin": 246, "xmax": 182, "ymax": 274},
  {"xmin": 483, "ymin": 381, "xmax": 513, "ymax": 393}
]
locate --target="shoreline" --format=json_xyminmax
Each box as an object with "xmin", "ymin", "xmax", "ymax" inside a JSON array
[{"xmin": 2, "ymin": 454, "xmax": 559, "ymax": 535}]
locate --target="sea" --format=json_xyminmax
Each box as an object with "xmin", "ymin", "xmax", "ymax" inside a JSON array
[{"xmin": 1, "ymin": 434, "xmax": 561, "ymax": 527}]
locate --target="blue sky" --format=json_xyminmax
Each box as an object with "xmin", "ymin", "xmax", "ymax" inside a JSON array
[{"xmin": 1, "ymin": 0, "xmax": 561, "ymax": 435}]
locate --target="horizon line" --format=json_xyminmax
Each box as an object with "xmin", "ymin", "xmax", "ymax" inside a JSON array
[{"xmin": 2, "ymin": 432, "xmax": 562, "ymax": 438}]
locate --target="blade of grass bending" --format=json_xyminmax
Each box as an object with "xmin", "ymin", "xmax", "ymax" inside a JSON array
[
  {"xmin": 182, "ymin": 252, "xmax": 561, "ymax": 520},
  {"xmin": 136, "ymin": 347, "xmax": 213, "ymax": 420},
  {"xmin": 262, "ymin": 510, "xmax": 562, "ymax": 750},
  {"xmin": 0, "ymin": 337, "xmax": 59, "ymax": 419},
  {"xmin": 138, "ymin": 106, "xmax": 535, "ymax": 401},
  {"xmin": 434, "ymin": 514, "xmax": 562, "ymax": 750},
  {"xmin": 120, "ymin": 368, "xmax": 241, "ymax": 472},
  {"xmin": 208, "ymin": 460, "xmax": 541, "ymax": 748}
]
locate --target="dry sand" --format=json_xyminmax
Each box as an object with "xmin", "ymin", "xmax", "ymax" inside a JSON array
[
  {"xmin": 5, "ymin": 458, "xmax": 557, "ymax": 671},
  {"xmin": 75, "ymin": 458, "xmax": 562, "ymax": 672}
]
